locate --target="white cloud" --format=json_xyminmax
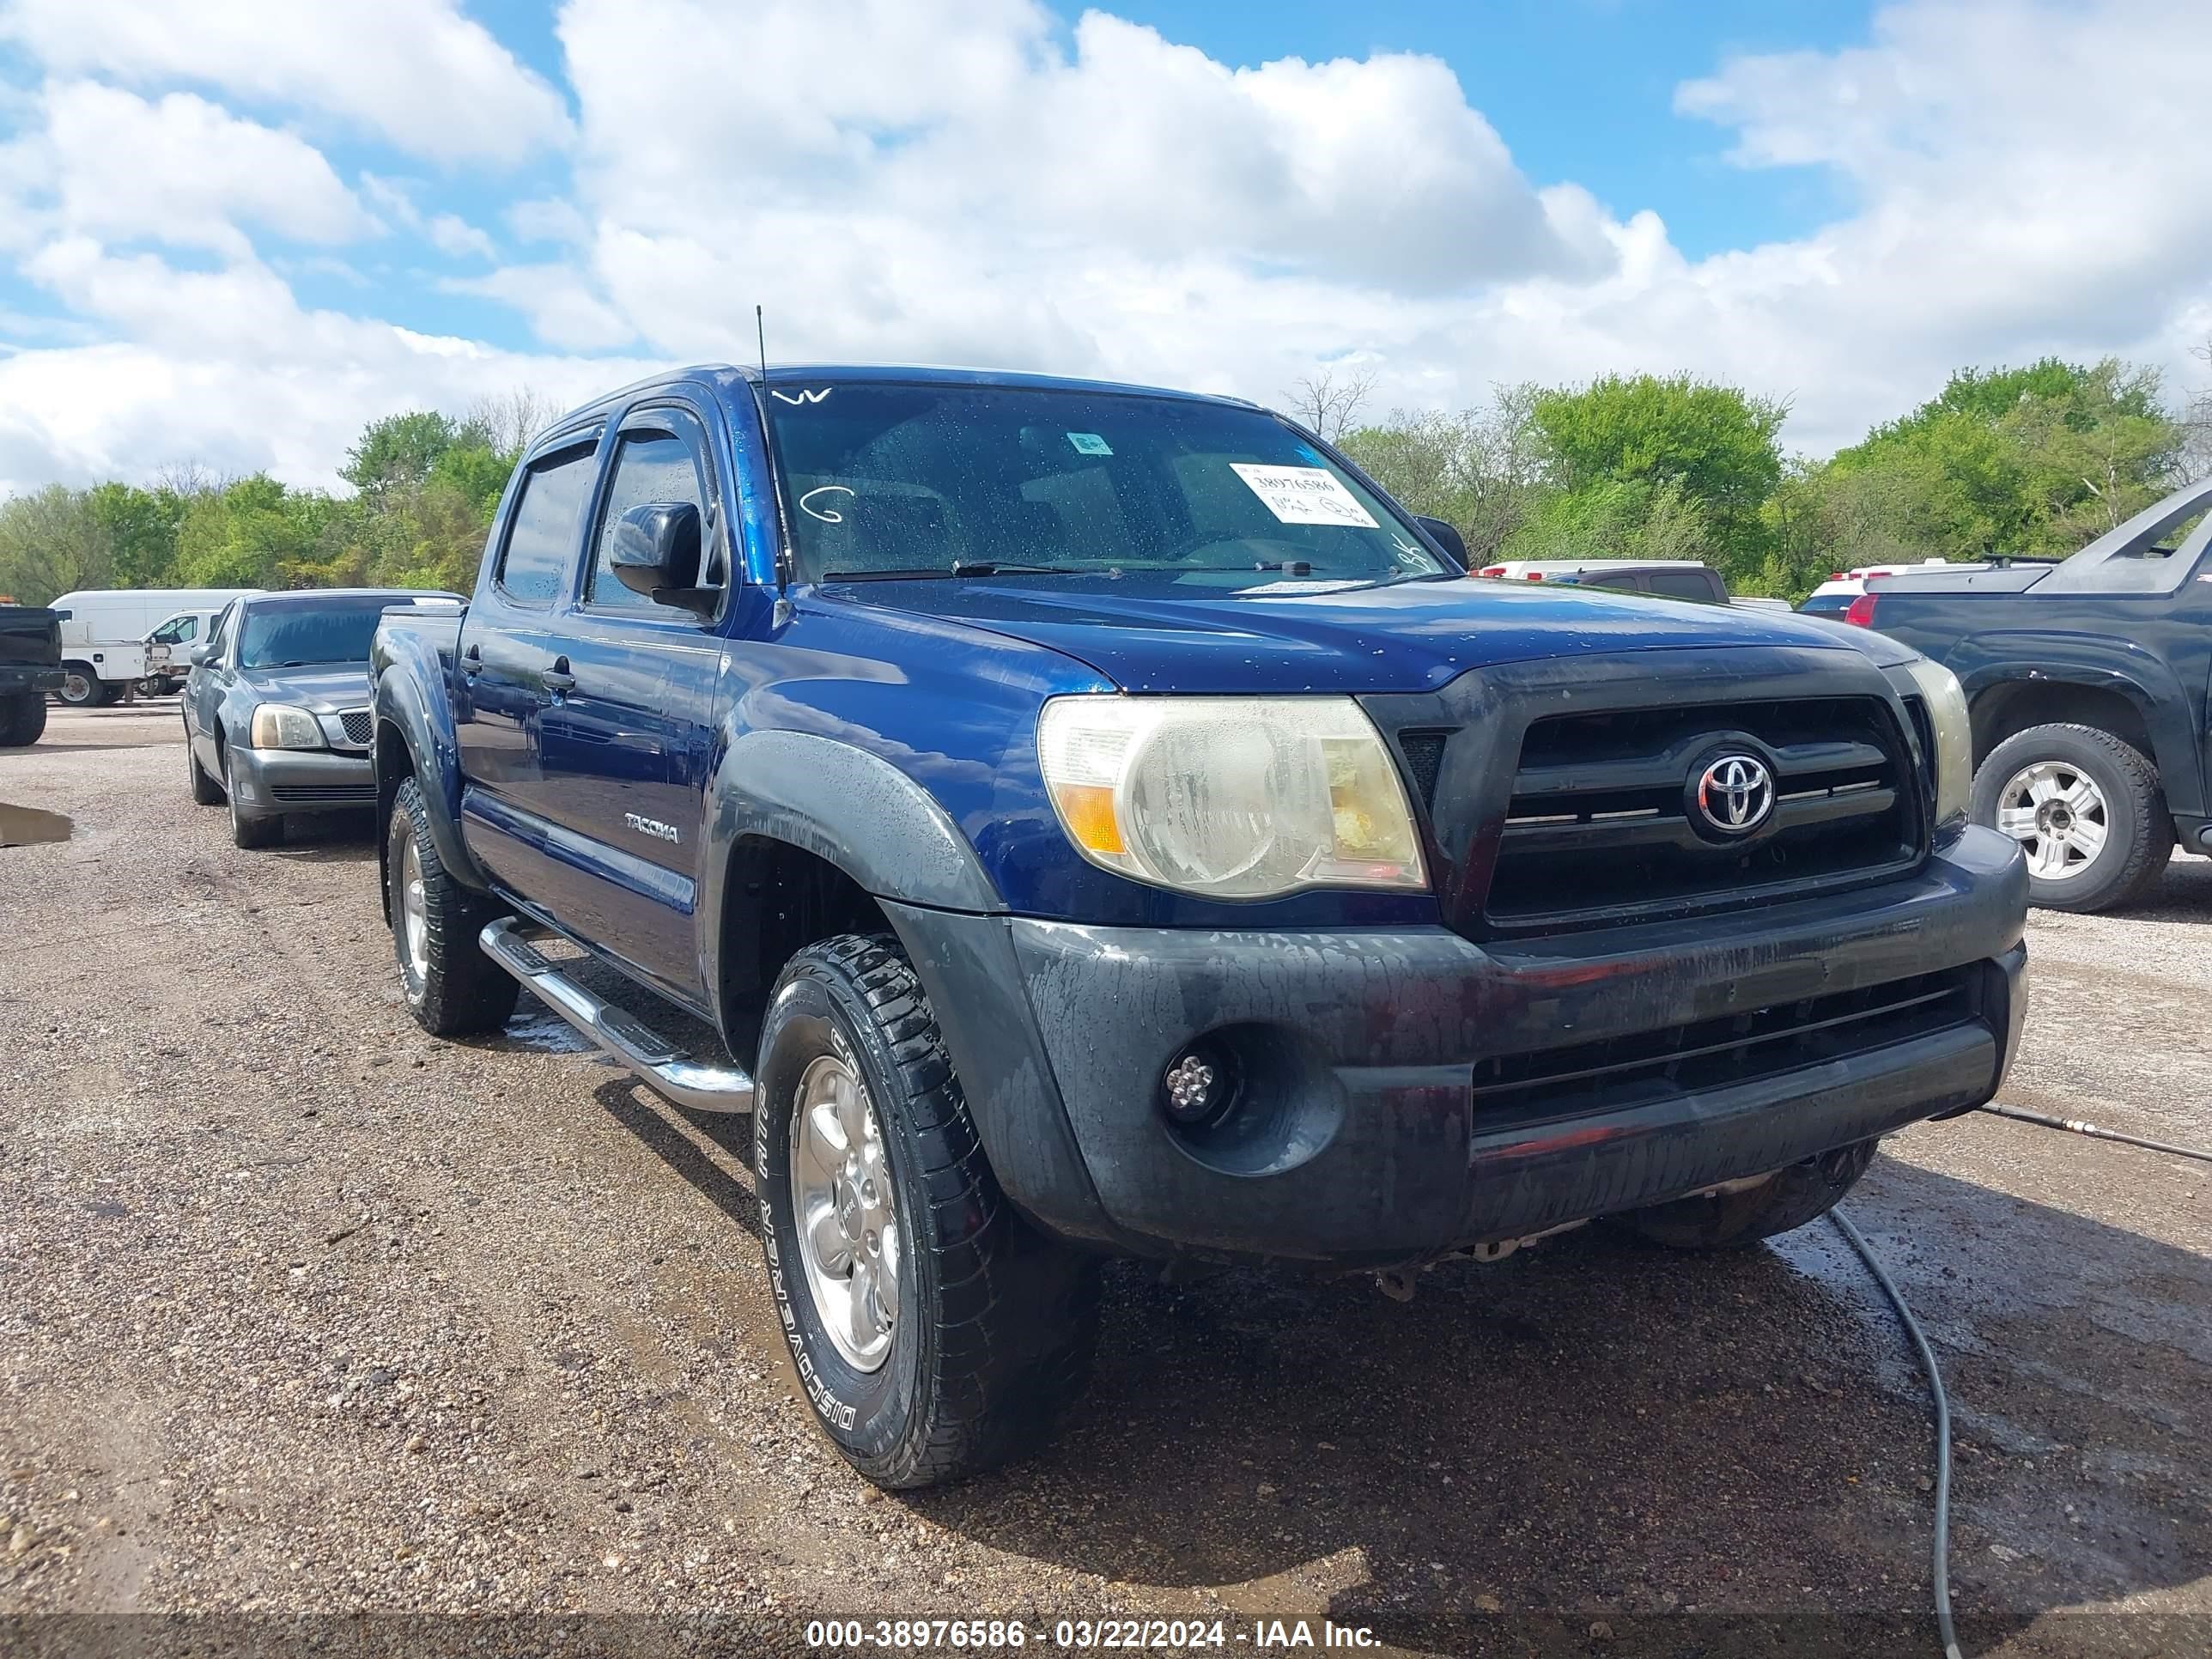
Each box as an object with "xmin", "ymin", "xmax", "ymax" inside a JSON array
[
  {"xmin": 6, "ymin": 0, "xmax": 2212, "ymax": 489},
  {"xmin": 1, "ymin": 82, "xmax": 372, "ymax": 257},
  {"xmin": 0, "ymin": 0, "xmax": 570, "ymax": 165},
  {"xmin": 556, "ymin": 0, "xmax": 1603, "ymax": 292},
  {"xmin": 444, "ymin": 261, "xmax": 635, "ymax": 351},
  {"xmin": 0, "ymin": 242, "xmax": 646, "ymax": 493},
  {"xmin": 362, "ymin": 173, "xmax": 496, "ymax": 261}
]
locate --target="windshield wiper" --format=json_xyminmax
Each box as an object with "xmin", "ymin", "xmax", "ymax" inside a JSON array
[
  {"xmin": 817, "ymin": 562, "xmax": 1103, "ymax": 581},
  {"xmin": 950, "ymin": 561, "xmax": 1101, "ymax": 577}
]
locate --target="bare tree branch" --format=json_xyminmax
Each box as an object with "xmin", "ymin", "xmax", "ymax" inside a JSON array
[{"xmin": 1284, "ymin": 367, "xmax": 1379, "ymax": 441}]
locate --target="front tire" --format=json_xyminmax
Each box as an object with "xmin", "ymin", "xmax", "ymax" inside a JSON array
[
  {"xmin": 224, "ymin": 747, "xmax": 283, "ymax": 848},
  {"xmin": 386, "ymin": 775, "xmax": 518, "ymax": 1036},
  {"xmin": 756, "ymin": 935, "xmax": 1099, "ymax": 1488},
  {"xmin": 0, "ymin": 692, "xmax": 46, "ymax": 746},
  {"xmin": 1607, "ymin": 1140, "xmax": 1879, "ymax": 1250},
  {"xmin": 1971, "ymin": 723, "xmax": 2172, "ymax": 913}
]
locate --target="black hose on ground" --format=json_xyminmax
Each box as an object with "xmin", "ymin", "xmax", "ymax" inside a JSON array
[
  {"xmin": 1976, "ymin": 1103, "xmax": 2212, "ymax": 1164},
  {"xmin": 1835, "ymin": 1103, "xmax": 2212, "ymax": 1659},
  {"xmin": 1832, "ymin": 1208, "xmax": 1964, "ymax": 1659}
]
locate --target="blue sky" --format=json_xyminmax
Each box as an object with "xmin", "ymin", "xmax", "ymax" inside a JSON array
[{"xmin": 1, "ymin": 0, "xmax": 2207, "ymax": 492}]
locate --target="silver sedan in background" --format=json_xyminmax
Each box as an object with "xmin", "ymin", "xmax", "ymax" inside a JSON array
[{"xmin": 182, "ymin": 588, "xmax": 460, "ymax": 848}]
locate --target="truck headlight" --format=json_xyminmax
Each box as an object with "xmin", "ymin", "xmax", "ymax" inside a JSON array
[
  {"xmin": 250, "ymin": 704, "xmax": 323, "ymax": 750},
  {"xmin": 1902, "ymin": 658, "xmax": 1971, "ymax": 830},
  {"xmin": 1038, "ymin": 696, "xmax": 1426, "ymax": 899}
]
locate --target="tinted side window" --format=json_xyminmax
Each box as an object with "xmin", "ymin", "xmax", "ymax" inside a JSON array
[
  {"xmin": 1583, "ymin": 572, "xmax": 1641, "ymax": 592},
  {"xmin": 1648, "ymin": 568, "xmax": 1723, "ymax": 604},
  {"xmin": 588, "ymin": 420, "xmax": 710, "ymax": 614},
  {"xmin": 498, "ymin": 444, "xmax": 598, "ymax": 608},
  {"xmin": 205, "ymin": 605, "xmax": 234, "ymax": 659}
]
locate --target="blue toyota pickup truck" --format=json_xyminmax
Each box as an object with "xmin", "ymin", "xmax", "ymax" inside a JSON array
[{"xmin": 370, "ymin": 364, "xmax": 2029, "ymax": 1488}]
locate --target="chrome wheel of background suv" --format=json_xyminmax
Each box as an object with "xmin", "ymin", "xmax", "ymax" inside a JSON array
[
  {"xmin": 1995, "ymin": 759, "xmax": 2108, "ymax": 882},
  {"xmin": 788, "ymin": 1052, "xmax": 900, "ymax": 1371}
]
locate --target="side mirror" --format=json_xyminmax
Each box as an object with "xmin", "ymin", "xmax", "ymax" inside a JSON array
[
  {"xmin": 1414, "ymin": 515, "xmax": 1468, "ymax": 565},
  {"xmin": 610, "ymin": 502, "xmax": 715, "ymax": 614},
  {"xmin": 185, "ymin": 644, "xmax": 210, "ymax": 667}
]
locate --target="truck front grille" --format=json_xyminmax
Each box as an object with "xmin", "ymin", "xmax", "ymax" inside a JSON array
[
  {"xmin": 337, "ymin": 708, "xmax": 373, "ymax": 746},
  {"xmin": 1470, "ymin": 966, "xmax": 1978, "ymax": 1128},
  {"xmin": 1486, "ymin": 696, "xmax": 1922, "ymax": 930}
]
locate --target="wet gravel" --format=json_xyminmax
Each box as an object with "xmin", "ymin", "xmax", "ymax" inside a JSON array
[{"xmin": 2, "ymin": 703, "xmax": 2207, "ymax": 1657}]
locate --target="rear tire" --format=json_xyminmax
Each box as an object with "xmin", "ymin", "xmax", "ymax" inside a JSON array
[
  {"xmin": 223, "ymin": 747, "xmax": 283, "ymax": 848},
  {"xmin": 58, "ymin": 665, "xmax": 106, "ymax": 708},
  {"xmin": 1971, "ymin": 722, "xmax": 2172, "ymax": 913},
  {"xmin": 386, "ymin": 775, "xmax": 519, "ymax": 1036},
  {"xmin": 0, "ymin": 692, "xmax": 46, "ymax": 746},
  {"xmin": 1607, "ymin": 1139, "xmax": 1879, "ymax": 1250},
  {"xmin": 756, "ymin": 934, "xmax": 1099, "ymax": 1488}
]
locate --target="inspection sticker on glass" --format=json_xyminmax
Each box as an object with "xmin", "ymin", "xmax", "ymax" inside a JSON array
[
  {"xmin": 1066, "ymin": 431, "xmax": 1113, "ymax": 456},
  {"xmin": 1230, "ymin": 464, "xmax": 1377, "ymax": 528}
]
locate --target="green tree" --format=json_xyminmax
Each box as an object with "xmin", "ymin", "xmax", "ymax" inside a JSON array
[
  {"xmin": 340, "ymin": 410, "xmax": 463, "ymax": 499},
  {"xmin": 1340, "ymin": 384, "xmax": 1547, "ymax": 562},
  {"xmin": 427, "ymin": 441, "xmax": 512, "ymax": 515},
  {"xmin": 1829, "ymin": 357, "xmax": 2181, "ymax": 560},
  {"xmin": 171, "ymin": 476, "xmax": 320, "ymax": 588},
  {"xmin": 0, "ymin": 485, "xmax": 109, "ymax": 604},
  {"xmin": 85, "ymin": 483, "xmax": 182, "ymax": 588},
  {"xmin": 1529, "ymin": 374, "xmax": 1786, "ymax": 582}
]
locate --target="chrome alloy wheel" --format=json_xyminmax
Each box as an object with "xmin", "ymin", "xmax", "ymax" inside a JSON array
[
  {"xmin": 789, "ymin": 1052, "xmax": 901, "ymax": 1371},
  {"xmin": 1995, "ymin": 759, "xmax": 2109, "ymax": 882},
  {"xmin": 398, "ymin": 833, "xmax": 430, "ymax": 981}
]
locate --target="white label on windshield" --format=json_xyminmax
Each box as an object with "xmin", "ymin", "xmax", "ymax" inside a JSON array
[
  {"xmin": 1066, "ymin": 431, "xmax": 1113, "ymax": 456},
  {"xmin": 1230, "ymin": 464, "xmax": 1377, "ymax": 528}
]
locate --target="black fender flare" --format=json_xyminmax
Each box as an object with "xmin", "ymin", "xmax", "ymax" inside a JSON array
[
  {"xmin": 697, "ymin": 729, "xmax": 1003, "ymax": 945},
  {"xmin": 370, "ymin": 665, "xmax": 491, "ymax": 910},
  {"xmin": 1954, "ymin": 653, "xmax": 2200, "ymax": 812}
]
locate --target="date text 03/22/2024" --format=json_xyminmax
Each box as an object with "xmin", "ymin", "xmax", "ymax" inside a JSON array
[{"xmin": 803, "ymin": 1618, "xmax": 1382, "ymax": 1650}]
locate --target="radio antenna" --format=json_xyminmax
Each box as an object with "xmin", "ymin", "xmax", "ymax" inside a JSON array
[{"xmin": 756, "ymin": 304, "xmax": 769, "ymax": 383}]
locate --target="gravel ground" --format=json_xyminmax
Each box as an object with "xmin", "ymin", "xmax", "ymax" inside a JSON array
[{"xmin": 3, "ymin": 702, "xmax": 2207, "ymax": 1658}]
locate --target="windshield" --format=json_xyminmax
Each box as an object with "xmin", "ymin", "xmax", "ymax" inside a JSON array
[
  {"xmin": 237, "ymin": 597, "xmax": 418, "ymax": 668},
  {"xmin": 763, "ymin": 384, "xmax": 1449, "ymax": 587}
]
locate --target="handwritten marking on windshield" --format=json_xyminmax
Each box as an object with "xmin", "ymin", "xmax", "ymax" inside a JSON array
[
  {"xmin": 799, "ymin": 485, "xmax": 855, "ymax": 523},
  {"xmin": 771, "ymin": 388, "xmax": 833, "ymax": 406}
]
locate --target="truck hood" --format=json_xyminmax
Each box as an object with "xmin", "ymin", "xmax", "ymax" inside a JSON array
[
  {"xmin": 237, "ymin": 665, "xmax": 373, "ymax": 712},
  {"xmin": 830, "ymin": 574, "xmax": 1866, "ymax": 694}
]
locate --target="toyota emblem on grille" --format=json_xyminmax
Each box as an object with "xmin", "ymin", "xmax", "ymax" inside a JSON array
[{"xmin": 1692, "ymin": 753, "xmax": 1775, "ymax": 836}]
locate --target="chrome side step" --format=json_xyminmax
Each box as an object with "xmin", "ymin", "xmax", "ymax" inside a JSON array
[{"xmin": 478, "ymin": 917, "xmax": 757, "ymax": 1115}]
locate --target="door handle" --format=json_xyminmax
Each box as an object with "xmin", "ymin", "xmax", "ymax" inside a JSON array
[
  {"xmin": 461, "ymin": 643, "xmax": 483, "ymax": 678},
  {"xmin": 542, "ymin": 656, "xmax": 577, "ymax": 696}
]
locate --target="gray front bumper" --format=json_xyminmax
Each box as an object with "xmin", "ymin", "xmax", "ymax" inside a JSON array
[
  {"xmin": 224, "ymin": 745, "xmax": 375, "ymax": 817},
  {"xmin": 890, "ymin": 825, "xmax": 2030, "ymax": 1267}
]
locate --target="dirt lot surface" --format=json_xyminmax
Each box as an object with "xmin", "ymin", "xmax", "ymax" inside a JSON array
[{"xmin": 3, "ymin": 702, "xmax": 2208, "ymax": 1657}]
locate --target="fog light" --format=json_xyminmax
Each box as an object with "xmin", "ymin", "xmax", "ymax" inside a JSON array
[{"xmin": 1161, "ymin": 1043, "xmax": 1236, "ymax": 1128}]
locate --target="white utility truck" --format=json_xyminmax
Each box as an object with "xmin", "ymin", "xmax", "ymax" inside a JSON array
[{"xmin": 49, "ymin": 588, "xmax": 260, "ymax": 704}]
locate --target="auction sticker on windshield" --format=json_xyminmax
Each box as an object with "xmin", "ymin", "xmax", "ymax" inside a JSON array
[{"xmin": 1230, "ymin": 464, "xmax": 1378, "ymax": 528}]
